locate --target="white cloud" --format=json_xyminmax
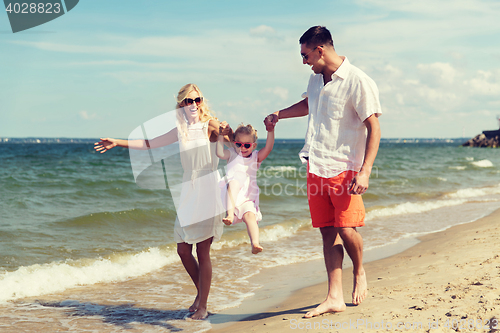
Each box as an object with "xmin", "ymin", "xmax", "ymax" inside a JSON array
[
  {"xmin": 79, "ymin": 111, "xmax": 97, "ymax": 120},
  {"xmin": 465, "ymin": 70, "xmax": 500, "ymax": 96},
  {"xmin": 417, "ymin": 62, "xmax": 458, "ymax": 86},
  {"xmin": 250, "ymin": 25, "xmax": 276, "ymax": 37},
  {"xmin": 263, "ymin": 87, "xmax": 289, "ymax": 101},
  {"xmin": 68, "ymin": 60, "xmax": 177, "ymax": 69}
]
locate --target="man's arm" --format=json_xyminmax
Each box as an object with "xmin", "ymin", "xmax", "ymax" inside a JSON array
[
  {"xmin": 275, "ymin": 98, "xmax": 309, "ymax": 119},
  {"xmin": 349, "ymin": 114, "xmax": 381, "ymax": 194},
  {"xmin": 264, "ymin": 98, "xmax": 309, "ymax": 130}
]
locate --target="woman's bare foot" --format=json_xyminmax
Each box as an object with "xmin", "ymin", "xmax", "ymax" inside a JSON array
[
  {"xmin": 252, "ymin": 243, "xmax": 263, "ymax": 254},
  {"xmin": 189, "ymin": 307, "xmax": 208, "ymax": 320},
  {"xmin": 188, "ymin": 294, "xmax": 200, "ymax": 312},
  {"xmin": 352, "ymin": 270, "xmax": 368, "ymax": 305},
  {"xmin": 222, "ymin": 214, "xmax": 233, "ymax": 226},
  {"xmin": 304, "ymin": 297, "xmax": 346, "ymax": 318}
]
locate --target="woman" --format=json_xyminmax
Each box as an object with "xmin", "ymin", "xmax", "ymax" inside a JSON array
[{"xmin": 95, "ymin": 83, "xmax": 229, "ymax": 320}]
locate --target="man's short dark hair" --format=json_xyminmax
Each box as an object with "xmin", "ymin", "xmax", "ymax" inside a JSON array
[{"xmin": 299, "ymin": 26, "xmax": 334, "ymax": 48}]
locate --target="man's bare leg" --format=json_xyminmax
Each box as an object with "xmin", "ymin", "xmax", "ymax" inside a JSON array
[
  {"xmin": 338, "ymin": 227, "xmax": 367, "ymax": 305},
  {"xmin": 304, "ymin": 227, "xmax": 346, "ymax": 318}
]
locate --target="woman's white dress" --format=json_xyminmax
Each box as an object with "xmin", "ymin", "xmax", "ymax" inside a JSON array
[{"xmin": 173, "ymin": 120, "xmax": 224, "ymax": 244}]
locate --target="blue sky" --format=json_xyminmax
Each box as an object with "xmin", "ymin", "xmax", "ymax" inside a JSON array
[{"xmin": 1, "ymin": 0, "xmax": 500, "ymax": 139}]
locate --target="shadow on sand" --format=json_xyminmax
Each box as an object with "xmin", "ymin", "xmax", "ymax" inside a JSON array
[{"xmin": 37, "ymin": 300, "xmax": 193, "ymax": 331}]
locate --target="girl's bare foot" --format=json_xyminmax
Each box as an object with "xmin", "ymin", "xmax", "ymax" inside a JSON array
[
  {"xmin": 189, "ymin": 307, "xmax": 208, "ymax": 320},
  {"xmin": 188, "ymin": 295, "xmax": 200, "ymax": 312},
  {"xmin": 222, "ymin": 210, "xmax": 234, "ymax": 225},
  {"xmin": 252, "ymin": 244, "xmax": 263, "ymax": 254},
  {"xmin": 223, "ymin": 214, "xmax": 233, "ymax": 226}
]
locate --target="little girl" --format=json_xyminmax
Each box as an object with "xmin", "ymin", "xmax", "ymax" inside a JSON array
[{"xmin": 216, "ymin": 121, "xmax": 275, "ymax": 254}]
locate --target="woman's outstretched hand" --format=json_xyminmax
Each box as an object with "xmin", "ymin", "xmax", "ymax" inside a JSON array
[{"xmin": 94, "ymin": 138, "xmax": 117, "ymax": 153}]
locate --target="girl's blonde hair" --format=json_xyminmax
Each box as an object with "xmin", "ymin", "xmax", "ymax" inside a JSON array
[
  {"xmin": 234, "ymin": 123, "xmax": 258, "ymax": 142},
  {"xmin": 175, "ymin": 83, "xmax": 216, "ymax": 141}
]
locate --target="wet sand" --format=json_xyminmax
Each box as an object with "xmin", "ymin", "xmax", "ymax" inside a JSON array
[
  {"xmin": 210, "ymin": 208, "xmax": 500, "ymax": 332},
  {"xmin": 1, "ymin": 209, "xmax": 498, "ymax": 332}
]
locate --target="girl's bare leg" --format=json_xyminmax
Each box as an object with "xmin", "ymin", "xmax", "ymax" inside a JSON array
[
  {"xmin": 223, "ymin": 180, "xmax": 240, "ymax": 225},
  {"xmin": 242, "ymin": 211, "xmax": 263, "ymax": 254},
  {"xmin": 177, "ymin": 242, "xmax": 200, "ymax": 312},
  {"xmin": 190, "ymin": 237, "xmax": 213, "ymax": 320}
]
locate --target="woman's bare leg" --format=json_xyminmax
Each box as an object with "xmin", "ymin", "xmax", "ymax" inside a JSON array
[
  {"xmin": 177, "ymin": 242, "xmax": 200, "ymax": 312},
  {"xmin": 190, "ymin": 237, "xmax": 213, "ymax": 320}
]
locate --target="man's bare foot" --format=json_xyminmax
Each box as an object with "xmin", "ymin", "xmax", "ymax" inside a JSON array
[
  {"xmin": 188, "ymin": 295, "xmax": 200, "ymax": 312},
  {"xmin": 222, "ymin": 214, "xmax": 233, "ymax": 226},
  {"xmin": 304, "ymin": 298, "xmax": 346, "ymax": 318},
  {"xmin": 352, "ymin": 270, "xmax": 368, "ymax": 305},
  {"xmin": 252, "ymin": 244, "xmax": 263, "ymax": 254},
  {"xmin": 189, "ymin": 307, "xmax": 208, "ymax": 320}
]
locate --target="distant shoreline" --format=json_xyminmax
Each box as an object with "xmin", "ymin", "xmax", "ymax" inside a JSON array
[{"xmin": 0, "ymin": 137, "xmax": 472, "ymax": 144}]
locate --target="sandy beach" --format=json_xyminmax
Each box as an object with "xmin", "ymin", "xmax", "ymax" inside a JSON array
[{"xmin": 210, "ymin": 208, "xmax": 500, "ymax": 333}]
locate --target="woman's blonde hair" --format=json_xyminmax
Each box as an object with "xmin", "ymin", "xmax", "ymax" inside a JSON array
[
  {"xmin": 175, "ymin": 83, "xmax": 216, "ymax": 141},
  {"xmin": 234, "ymin": 123, "xmax": 258, "ymax": 142},
  {"xmin": 176, "ymin": 83, "xmax": 214, "ymax": 122}
]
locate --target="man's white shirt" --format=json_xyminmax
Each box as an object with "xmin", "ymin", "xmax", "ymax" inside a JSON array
[{"xmin": 299, "ymin": 56, "xmax": 382, "ymax": 178}]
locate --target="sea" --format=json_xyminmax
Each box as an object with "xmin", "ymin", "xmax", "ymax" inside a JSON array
[{"xmin": 1, "ymin": 138, "xmax": 499, "ymax": 332}]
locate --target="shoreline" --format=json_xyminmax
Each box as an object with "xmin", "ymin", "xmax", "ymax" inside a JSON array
[{"xmin": 209, "ymin": 208, "xmax": 500, "ymax": 332}]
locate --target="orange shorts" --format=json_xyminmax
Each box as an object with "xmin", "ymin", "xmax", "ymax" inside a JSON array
[{"xmin": 307, "ymin": 168, "xmax": 365, "ymax": 228}]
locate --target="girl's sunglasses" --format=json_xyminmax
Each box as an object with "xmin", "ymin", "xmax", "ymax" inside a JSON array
[
  {"xmin": 234, "ymin": 142, "xmax": 253, "ymax": 149},
  {"xmin": 183, "ymin": 97, "xmax": 203, "ymax": 106}
]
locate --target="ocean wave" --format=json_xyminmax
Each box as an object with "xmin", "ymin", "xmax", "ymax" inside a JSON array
[
  {"xmin": 471, "ymin": 159, "xmax": 493, "ymax": 168},
  {"xmin": 445, "ymin": 184, "xmax": 500, "ymax": 199},
  {"xmin": 263, "ymin": 166, "xmax": 297, "ymax": 172},
  {"xmin": 367, "ymin": 183, "xmax": 500, "ymax": 220},
  {"xmin": 257, "ymin": 165, "xmax": 304, "ymax": 179},
  {"xmin": 54, "ymin": 208, "xmax": 177, "ymax": 227},
  {"xmin": 448, "ymin": 166, "xmax": 466, "ymax": 170},
  {"xmin": 366, "ymin": 199, "xmax": 467, "ymax": 220},
  {"xmin": 0, "ymin": 247, "xmax": 178, "ymax": 303},
  {"xmin": 211, "ymin": 220, "xmax": 309, "ymax": 251}
]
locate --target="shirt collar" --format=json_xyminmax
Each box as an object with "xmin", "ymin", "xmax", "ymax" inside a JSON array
[{"xmin": 331, "ymin": 56, "xmax": 349, "ymax": 80}]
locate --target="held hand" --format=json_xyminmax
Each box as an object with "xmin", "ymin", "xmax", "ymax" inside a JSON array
[
  {"xmin": 349, "ymin": 171, "xmax": 370, "ymax": 195},
  {"xmin": 94, "ymin": 138, "xmax": 117, "ymax": 153},
  {"xmin": 264, "ymin": 114, "xmax": 278, "ymax": 132},
  {"xmin": 219, "ymin": 121, "xmax": 231, "ymax": 136}
]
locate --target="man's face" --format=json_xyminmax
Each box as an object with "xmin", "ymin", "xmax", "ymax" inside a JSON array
[{"xmin": 300, "ymin": 44, "xmax": 322, "ymax": 74}]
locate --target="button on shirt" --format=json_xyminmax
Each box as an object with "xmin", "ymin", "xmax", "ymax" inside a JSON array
[{"xmin": 299, "ymin": 57, "xmax": 382, "ymax": 178}]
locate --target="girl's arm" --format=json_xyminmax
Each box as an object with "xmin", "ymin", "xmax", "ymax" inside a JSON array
[
  {"xmin": 216, "ymin": 133, "xmax": 231, "ymax": 160},
  {"xmin": 94, "ymin": 127, "xmax": 178, "ymax": 153},
  {"xmin": 257, "ymin": 127, "xmax": 275, "ymax": 163}
]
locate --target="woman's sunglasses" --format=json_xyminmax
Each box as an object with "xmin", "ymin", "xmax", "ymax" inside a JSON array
[
  {"xmin": 234, "ymin": 142, "xmax": 253, "ymax": 149},
  {"xmin": 183, "ymin": 97, "xmax": 203, "ymax": 106}
]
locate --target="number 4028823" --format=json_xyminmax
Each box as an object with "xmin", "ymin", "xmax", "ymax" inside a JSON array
[{"xmin": 5, "ymin": 2, "xmax": 61, "ymax": 14}]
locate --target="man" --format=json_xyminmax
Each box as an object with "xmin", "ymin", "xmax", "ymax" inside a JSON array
[{"xmin": 264, "ymin": 26, "xmax": 381, "ymax": 318}]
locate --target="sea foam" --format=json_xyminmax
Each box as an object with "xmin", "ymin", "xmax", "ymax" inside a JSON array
[
  {"xmin": 445, "ymin": 184, "xmax": 500, "ymax": 199},
  {"xmin": 0, "ymin": 248, "xmax": 178, "ymax": 303},
  {"xmin": 471, "ymin": 159, "xmax": 493, "ymax": 168},
  {"xmin": 366, "ymin": 199, "xmax": 467, "ymax": 220}
]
